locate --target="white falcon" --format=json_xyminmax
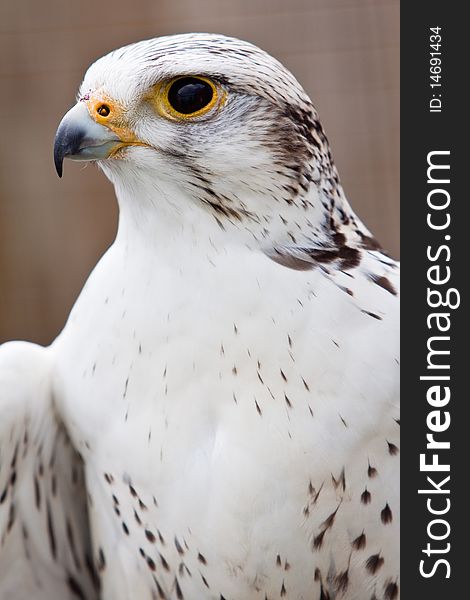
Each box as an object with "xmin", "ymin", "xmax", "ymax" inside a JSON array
[{"xmin": 0, "ymin": 33, "xmax": 399, "ymax": 600}]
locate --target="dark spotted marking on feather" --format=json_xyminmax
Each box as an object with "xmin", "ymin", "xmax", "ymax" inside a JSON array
[
  {"xmin": 10, "ymin": 470, "xmax": 17, "ymax": 487},
  {"xmin": 122, "ymin": 522, "xmax": 129, "ymax": 535},
  {"xmin": 179, "ymin": 562, "xmax": 192, "ymax": 577},
  {"xmin": 6, "ymin": 502, "xmax": 15, "ymax": 534},
  {"xmin": 334, "ymin": 568, "xmax": 349, "ymax": 594},
  {"xmin": 10, "ymin": 442, "xmax": 19, "ymax": 468},
  {"xmin": 365, "ymin": 553, "xmax": 384, "ymax": 575},
  {"xmin": 320, "ymin": 584, "xmax": 331, "ymax": 600},
  {"xmin": 361, "ymin": 310, "xmax": 382, "ymax": 320},
  {"xmin": 145, "ymin": 529, "xmax": 156, "ymax": 543},
  {"xmin": 320, "ymin": 504, "xmax": 341, "ymax": 531},
  {"xmin": 388, "ymin": 441, "xmax": 399, "ymax": 455},
  {"xmin": 197, "ymin": 552, "xmax": 207, "ymax": 565},
  {"xmin": 359, "ymin": 233, "xmax": 382, "ymax": 251},
  {"xmin": 159, "ymin": 552, "xmax": 170, "ymax": 571},
  {"xmin": 255, "ymin": 399, "xmax": 262, "ymax": 416},
  {"xmin": 175, "ymin": 536, "xmax": 185, "ymax": 555},
  {"xmin": 21, "ymin": 524, "xmax": 31, "ymax": 561},
  {"xmin": 174, "ymin": 577, "xmax": 184, "ymax": 600},
  {"xmin": 46, "ymin": 500, "xmax": 56, "ymax": 559},
  {"xmin": 85, "ymin": 553, "xmax": 100, "ymax": 593},
  {"xmin": 67, "ymin": 574, "xmax": 86, "ymax": 599},
  {"xmin": 332, "ymin": 468, "xmax": 346, "ymax": 492},
  {"xmin": 384, "ymin": 581, "xmax": 399, "ymax": 600},
  {"xmin": 369, "ymin": 274, "xmax": 397, "ymax": 296},
  {"xmin": 123, "ymin": 376, "xmax": 129, "ymax": 398},
  {"xmin": 104, "ymin": 473, "xmax": 114, "ymax": 484},
  {"xmin": 280, "ymin": 581, "xmax": 287, "ymax": 597},
  {"xmin": 269, "ymin": 249, "xmax": 313, "ymax": 271},
  {"xmin": 352, "ymin": 531, "xmax": 366, "ymax": 550},
  {"xmin": 153, "ymin": 576, "xmax": 167, "ymax": 599},
  {"xmin": 313, "ymin": 528, "xmax": 326, "ymax": 550},
  {"xmin": 66, "ymin": 518, "xmax": 81, "ymax": 570},
  {"xmin": 134, "ymin": 509, "xmax": 142, "ymax": 525},
  {"xmin": 284, "ymin": 393, "xmax": 292, "ymax": 408},
  {"xmin": 311, "ymin": 481, "xmax": 324, "ymax": 504},
  {"xmin": 158, "ymin": 529, "xmax": 165, "ymax": 544},
  {"xmin": 267, "ymin": 244, "xmax": 361, "ymax": 273},
  {"xmin": 368, "ymin": 462, "xmax": 378, "ymax": 478},
  {"xmin": 147, "ymin": 556, "xmax": 156, "ymax": 571},
  {"xmin": 201, "ymin": 573, "xmax": 210, "ymax": 588},
  {"xmin": 381, "ymin": 503, "xmax": 393, "ymax": 524},
  {"xmin": 361, "ymin": 488, "xmax": 371, "ymax": 505},
  {"xmin": 0, "ymin": 486, "xmax": 7, "ymax": 504},
  {"xmin": 97, "ymin": 547, "xmax": 106, "ymax": 571}
]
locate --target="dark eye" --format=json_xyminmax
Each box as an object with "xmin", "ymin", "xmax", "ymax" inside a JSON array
[{"xmin": 167, "ymin": 77, "xmax": 215, "ymax": 115}]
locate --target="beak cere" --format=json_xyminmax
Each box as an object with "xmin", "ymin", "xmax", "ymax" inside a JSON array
[{"xmin": 53, "ymin": 102, "xmax": 122, "ymax": 177}]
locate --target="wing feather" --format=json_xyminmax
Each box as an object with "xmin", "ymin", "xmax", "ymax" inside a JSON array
[{"xmin": 0, "ymin": 341, "xmax": 99, "ymax": 600}]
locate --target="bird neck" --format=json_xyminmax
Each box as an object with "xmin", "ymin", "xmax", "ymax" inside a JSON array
[{"xmin": 109, "ymin": 164, "xmax": 373, "ymax": 261}]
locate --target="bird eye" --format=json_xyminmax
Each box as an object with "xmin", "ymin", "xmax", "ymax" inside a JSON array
[
  {"xmin": 156, "ymin": 76, "xmax": 221, "ymax": 120},
  {"xmin": 167, "ymin": 77, "xmax": 214, "ymax": 115}
]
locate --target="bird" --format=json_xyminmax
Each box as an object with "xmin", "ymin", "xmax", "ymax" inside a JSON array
[{"xmin": 0, "ymin": 33, "xmax": 399, "ymax": 600}]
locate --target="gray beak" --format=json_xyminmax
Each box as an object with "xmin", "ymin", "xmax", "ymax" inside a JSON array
[{"xmin": 53, "ymin": 102, "xmax": 121, "ymax": 177}]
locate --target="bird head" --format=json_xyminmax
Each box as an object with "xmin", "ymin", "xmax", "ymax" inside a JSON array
[{"xmin": 54, "ymin": 33, "xmax": 357, "ymax": 248}]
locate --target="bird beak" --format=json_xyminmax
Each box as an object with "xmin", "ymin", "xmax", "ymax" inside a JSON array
[{"xmin": 53, "ymin": 102, "xmax": 122, "ymax": 177}]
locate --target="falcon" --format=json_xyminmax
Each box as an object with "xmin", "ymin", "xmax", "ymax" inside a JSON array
[{"xmin": 0, "ymin": 33, "xmax": 399, "ymax": 600}]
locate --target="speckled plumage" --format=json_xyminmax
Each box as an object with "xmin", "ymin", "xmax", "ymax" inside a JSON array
[{"xmin": 0, "ymin": 34, "xmax": 399, "ymax": 600}]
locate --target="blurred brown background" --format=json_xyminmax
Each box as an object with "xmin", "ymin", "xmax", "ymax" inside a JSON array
[{"xmin": 0, "ymin": 0, "xmax": 399, "ymax": 345}]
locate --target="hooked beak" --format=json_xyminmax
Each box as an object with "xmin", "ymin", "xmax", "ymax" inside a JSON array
[{"xmin": 53, "ymin": 102, "xmax": 122, "ymax": 177}]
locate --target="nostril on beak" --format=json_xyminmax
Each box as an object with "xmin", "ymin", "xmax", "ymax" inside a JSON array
[{"xmin": 96, "ymin": 104, "xmax": 111, "ymax": 117}]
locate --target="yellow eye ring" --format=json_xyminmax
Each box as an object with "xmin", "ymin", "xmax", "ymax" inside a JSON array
[{"xmin": 153, "ymin": 76, "xmax": 224, "ymax": 121}]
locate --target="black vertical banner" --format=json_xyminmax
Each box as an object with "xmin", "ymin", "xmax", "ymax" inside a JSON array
[{"xmin": 402, "ymin": 4, "xmax": 466, "ymax": 598}]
